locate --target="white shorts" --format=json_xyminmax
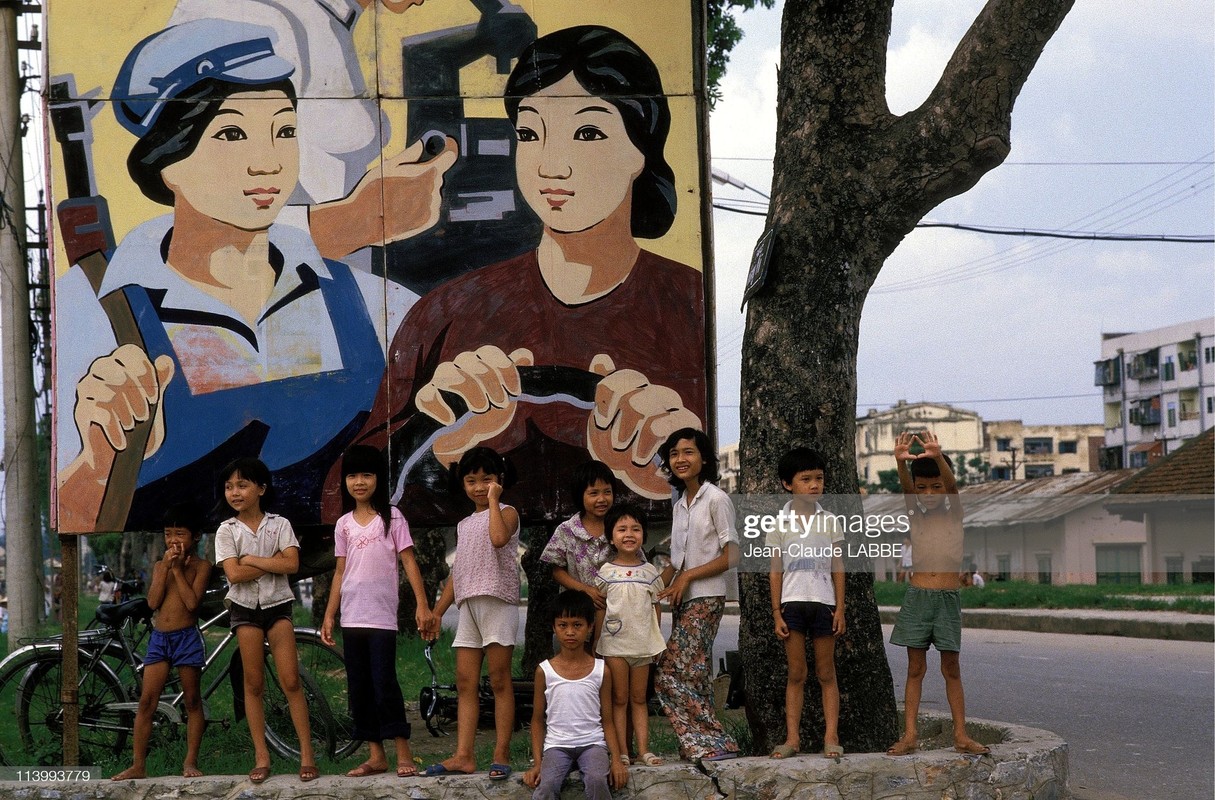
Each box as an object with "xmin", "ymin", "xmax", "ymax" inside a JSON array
[{"xmin": 452, "ymin": 595, "xmax": 519, "ymax": 649}]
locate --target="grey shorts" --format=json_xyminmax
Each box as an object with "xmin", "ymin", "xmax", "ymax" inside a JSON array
[{"xmin": 890, "ymin": 587, "xmax": 962, "ymax": 652}]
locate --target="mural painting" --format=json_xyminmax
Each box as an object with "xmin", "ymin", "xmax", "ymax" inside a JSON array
[{"xmin": 50, "ymin": 0, "xmax": 710, "ymax": 533}]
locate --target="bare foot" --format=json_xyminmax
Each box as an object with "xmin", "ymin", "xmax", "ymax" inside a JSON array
[
  {"xmin": 886, "ymin": 736, "xmax": 918, "ymax": 756},
  {"xmin": 954, "ymin": 738, "xmax": 991, "ymax": 755},
  {"xmin": 441, "ymin": 757, "xmax": 477, "ymax": 773},
  {"xmin": 111, "ymin": 766, "xmax": 147, "ymax": 781},
  {"xmin": 182, "ymin": 764, "xmax": 203, "ymax": 778}
]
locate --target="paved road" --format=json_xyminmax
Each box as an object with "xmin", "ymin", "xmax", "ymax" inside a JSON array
[{"xmin": 711, "ymin": 615, "xmax": 1214, "ymax": 800}]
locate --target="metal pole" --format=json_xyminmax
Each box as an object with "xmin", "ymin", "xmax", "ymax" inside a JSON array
[
  {"xmin": 60, "ymin": 535, "xmax": 79, "ymax": 765},
  {"xmin": 0, "ymin": 0, "xmax": 43, "ymax": 649}
]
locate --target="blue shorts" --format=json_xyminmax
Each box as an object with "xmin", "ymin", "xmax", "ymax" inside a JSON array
[
  {"xmin": 780, "ymin": 601, "xmax": 835, "ymax": 638},
  {"xmin": 145, "ymin": 626, "xmax": 205, "ymax": 668}
]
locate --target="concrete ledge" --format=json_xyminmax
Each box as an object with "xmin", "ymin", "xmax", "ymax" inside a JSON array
[
  {"xmin": 878, "ymin": 606, "xmax": 1215, "ymax": 642},
  {"xmin": 0, "ymin": 714, "xmax": 1067, "ymax": 799}
]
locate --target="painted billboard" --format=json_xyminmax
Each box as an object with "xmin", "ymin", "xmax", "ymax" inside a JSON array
[{"xmin": 50, "ymin": 0, "xmax": 711, "ymax": 533}]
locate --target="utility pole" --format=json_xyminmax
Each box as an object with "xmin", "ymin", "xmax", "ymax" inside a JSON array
[
  {"xmin": 0, "ymin": 0, "xmax": 42, "ymax": 649},
  {"xmin": 1000, "ymin": 445, "xmax": 1020, "ymax": 480}
]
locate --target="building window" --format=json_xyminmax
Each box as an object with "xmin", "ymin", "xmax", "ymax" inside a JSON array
[
  {"xmin": 990, "ymin": 466, "xmax": 1011, "ymax": 480},
  {"xmin": 996, "ymin": 555, "xmax": 1010, "ymax": 582},
  {"xmin": 1162, "ymin": 356, "xmax": 1175, "ymax": 382},
  {"xmin": 1096, "ymin": 544, "xmax": 1142, "ymax": 585},
  {"xmin": 1193, "ymin": 557, "xmax": 1214, "ymax": 584},
  {"xmin": 1127, "ymin": 350, "xmax": 1160, "ymax": 380},
  {"xmin": 1129, "ymin": 450, "xmax": 1149, "ymax": 468},
  {"xmin": 1165, "ymin": 556, "xmax": 1184, "ymax": 585},
  {"xmin": 996, "ymin": 438, "xmax": 1012, "ymax": 452},
  {"xmin": 1093, "ymin": 358, "xmax": 1121, "ymax": 386},
  {"xmin": 1205, "ymin": 346, "xmax": 1215, "ymax": 364},
  {"xmin": 1024, "ymin": 437, "xmax": 1053, "ymax": 455},
  {"xmin": 1024, "ymin": 464, "xmax": 1055, "ymax": 479},
  {"xmin": 1129, "ymin": 398, "xmax": 1161, "ymax": 426},
  {"xmin": 1208, "ymin": 396, "xmax": 1214, "ymax": 415},
  {"xmin": 1167, "ymin": 402, "xmax": 1177, "ymax": 427},
  {"xmin": 1059, "ymin": 440, "xmax": 1078, "ymax": 454},
  {"xmin": 1036, "ymin": 554, "xmax": 1052, "ymax": 585},
  {"xmin": 1099, "ymin": 446, "xmax": 1123, "ymax": 470}
]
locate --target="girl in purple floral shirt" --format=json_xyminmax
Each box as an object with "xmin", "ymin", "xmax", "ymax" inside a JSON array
[{"xmin": 540, "ymin": 461, "xmax": 618, "ymax": 610}]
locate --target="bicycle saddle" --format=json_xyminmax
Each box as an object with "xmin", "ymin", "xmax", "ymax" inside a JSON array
[{"xmin": 94, "ymin": 597, "xmax": 152, "ymax": 628}]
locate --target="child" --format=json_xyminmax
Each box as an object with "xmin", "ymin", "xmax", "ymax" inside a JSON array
[
  {"xmin": 424, "ymin": 447, "xmax": 521, "ymax": 780},
  {"xmin": 654, "ymin": 427, "xmax": 740, "ymax": 763},
  {"xmin": 540, "ymin": 461, "xmax": 618, "ymax": 611},
  {"xmin": 767, "ymin": 447, "xmax": 845, "ymax": 760},
  {"xmin": 213, "ymin": 457, "xmax": 318, "ymax": 783},
  {"xmin": 887, "ymin": 430, "xmax": 990, "ymax": 756},
  {"xmin": 111, "ymin": 503, "xmax": 211, "ymax": 780},
  {"xmin": 594, "ymin": 504, "xmax": 666, "ymax": 767},
  {"xmin": 523, "ymin": 590, "xmax": 629, "ymax": 798},
  {"xmin": 321, "ymin": 445, "xmax": 437, "ymax": 778}
]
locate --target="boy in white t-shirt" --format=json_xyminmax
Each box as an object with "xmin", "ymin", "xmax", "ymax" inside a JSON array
[
  {"xmin": 767, "ymin": 447, "xmax": 846, "ymax": 760},
  {"xmin": 523, "ymin": 590, "xmax": 628, "ymax": 799}
]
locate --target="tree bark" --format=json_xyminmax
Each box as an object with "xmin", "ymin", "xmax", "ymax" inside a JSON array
[{"xmin": 738, "ymin": 0, "xmax": 1074, "ymax": 754}]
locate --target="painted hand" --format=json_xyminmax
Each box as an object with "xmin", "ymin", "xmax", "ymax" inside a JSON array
[
  {"xmin": 73, "ymin": 344, "xmax": 174, "ymax": 463},
  {"xmin": 415, "ymin": 345, "xmax": 534, "ymax": 465},
  {"xmin": 586, "ymin": 354, "xmax": 700, "ymax": 499}
]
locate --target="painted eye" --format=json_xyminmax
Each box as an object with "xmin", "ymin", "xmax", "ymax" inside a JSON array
[
  {"xmin": 515, "ymin": 126, "xmax": 538, "ymax": 142},
  {"xmin": 276, "ymin": 125, "xmax": 297, "ymax": 139},
  {"xmin": 573, "ymin": 126, "xmax": 606, "ymax": 141},
  {"xmin": 212, "ymin": 126, "xmax": 247, "ymax": 142}
]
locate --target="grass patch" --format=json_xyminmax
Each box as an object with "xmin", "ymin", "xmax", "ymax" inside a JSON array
[{"xmin": 873, "ymin": 580, "xmax": 1214, "ymax": 614}]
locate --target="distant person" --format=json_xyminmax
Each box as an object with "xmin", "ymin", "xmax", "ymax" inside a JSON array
[
  {"xmin": 767, "ymin": 447, "xmax": 845, "ymax": 760},
  {"xmin": 112, "ymin": 504, "xmax": 212, "ymax": 780},
  {"xmin": 98, "ymin": 570, "xmax": 118, "ymax": 604},
  {"xmin": 522, "ymin": 590, "xmax": 628, "ymax": 799},
  {"xmin": 887, "ymin": 431, "xmax": 989, "ymax": 756},
  {"xmin": 897, "ymin": 537, "xmax": 913, "ymax": 583},
  {"xmin": 971, "ymin": 569, "xmax": 985, "ymax": 589}
]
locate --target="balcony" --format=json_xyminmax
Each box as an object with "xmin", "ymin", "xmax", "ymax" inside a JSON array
[{"xmin": 1129, "ymin": 407, "xmax": 1161, "ymax": 426}]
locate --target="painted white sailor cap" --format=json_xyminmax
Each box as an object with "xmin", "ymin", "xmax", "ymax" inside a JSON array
[{"xmin": 114, "ymin": 18, "xmax": 295, "ymax": 138}]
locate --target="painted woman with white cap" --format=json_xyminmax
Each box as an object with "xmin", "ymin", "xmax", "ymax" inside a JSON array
[{"xmin": 54, "ymin": 19, "xmax": 393, "ymax": 536}]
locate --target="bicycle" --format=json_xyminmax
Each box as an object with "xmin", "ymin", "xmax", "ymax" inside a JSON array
[{"xmin": 0, "ymin": 586, "xmax": 356, "ymax": 766}]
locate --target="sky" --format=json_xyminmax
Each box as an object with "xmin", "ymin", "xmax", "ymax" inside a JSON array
[{"xmin": 708, "ymin": 0, "xmax": 1215, "ymax": 446}]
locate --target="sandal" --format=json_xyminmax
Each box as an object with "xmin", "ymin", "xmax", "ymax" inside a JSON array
[
  {"xmin": 346, "ymin": 762, "xmax": 387, "ymax": 777},
  {"xmin": 299, "ymin": 764, "xmax": 319, "ymax": 783},
  {"xmin": 769, "ymin": 744, "xmax": 797, "ymax": 759},
  {"xmin": 824, "ymin": 743, "xmax": 844, "ymax": 760},
  {"xmin": 248, "ymin": 765, "xmax": 271, "ymax": 784},
  {"xmin": 397, "ymin": 763, "xmax": 419, "ymax": 778},
  {"xmin": 640, "ymin": 752, "xmax": 664, "ymax": 766}
]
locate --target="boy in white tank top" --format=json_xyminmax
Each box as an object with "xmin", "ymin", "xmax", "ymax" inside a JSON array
[{"xmin": 523, "ymin": 591, "xmax": 629, "ymax": 799}]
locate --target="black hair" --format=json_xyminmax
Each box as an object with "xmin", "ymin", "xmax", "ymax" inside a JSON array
[
  {"xmin": 162, "ymin": 502, "xmax": 206, "ymax": 539},
  {"xmin": 218, "ymin": 457, "xmax": 275, "ymax": 511},
  {"xmin": 604, "ymin": 502, "xmax": 647, "ymax": 546},
  {"xmin": 127, "ymin": 78, "xmax": 297, "ymax": 205},
  {"xmin": 552, "ymin": 589, "xmax": 596, "ymax": 625},
  {"xmin": 566, "ymin": 460, "xmax": 617, "ymax": 516},
  {"xmin": 659, "ymin": 427, "xmax": 718, "ymax": 490},
  {"xmin": 448, "ymin": 446, "xmax": 517, "ymax": 497},
  {"xmin": 910, "ymin": 453, "xmax": 954, "ymax": 480},
  {"xmin": 340, "ymin": 445, "xmax": 393, "ymax": 534},
  {"xmin": 504, "ymin": 25, "xmax": 676, "ymax": 238},
  {"xmin": 778, "ymin": 447, "xmax": 827, "ymax": 485}
]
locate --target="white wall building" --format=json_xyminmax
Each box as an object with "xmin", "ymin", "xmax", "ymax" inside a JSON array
[{"xmin": 1094, "ymin": 317, "xmax": 1215, "ymax": 469}]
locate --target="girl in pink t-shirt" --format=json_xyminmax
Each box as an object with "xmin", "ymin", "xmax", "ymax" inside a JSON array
[
  {"xmin": 425, "ymin": 447, "xmax": 521, "ymax": 781},
  {"xmin": 321, "ymin": 446, "xmax": 435, "ymax": 778}
]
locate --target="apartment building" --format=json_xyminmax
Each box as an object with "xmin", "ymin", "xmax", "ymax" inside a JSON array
[
  {"xmin": 982, "ymin": 420, "xmax": 1104, "ymax": 480},
  {"xmin": 855, "ymin": 401, "xmax": 985, "ymax": 485},
  {"xmin": 1094, "ymin": 317, "xmax": 1215, "ymax": 469}
]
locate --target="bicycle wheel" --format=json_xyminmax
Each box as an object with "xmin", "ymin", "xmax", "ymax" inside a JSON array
[
  {"xmin": 263, "ymin": 658, "xmax": 336, "ymax": 761},
  {"xmin": 16, "ymin": 653, "xmax": 130, "ymax": 766},
  {"xmin": 292, "ymin": 630, "xmax": 357, "ymax": 758},
  {"xmin": 0, "ymin": 649, "xmax": 51, "ymax": 765}
]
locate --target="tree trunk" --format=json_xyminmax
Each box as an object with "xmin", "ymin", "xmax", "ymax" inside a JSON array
[
  {"xmin": 520, "ymin": 524, "xmax": 559, "ymax": 678},
  {"xmin": 739, "ymin": 0, "xmax": 1074, "ymax": 753},
  {"xmin": 398, "ymin": 526, "xmax": 449, "ymax": 637}
]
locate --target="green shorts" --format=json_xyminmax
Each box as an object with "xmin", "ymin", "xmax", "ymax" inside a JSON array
[{"xmin": 890, "ymin": 587, "xmax": 962, "ymax": 652}]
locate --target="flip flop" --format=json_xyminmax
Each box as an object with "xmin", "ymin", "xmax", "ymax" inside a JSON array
[
  {"xmin": 248, "ymin": 765, "xmax": 271, "ymax": 783},
  {"xmin": 640, "ymin": 752, "xmax": 665, "ymax": 766},
  {"xmin": 824, "ymin": 743, "xmax": 844, "ymax": 760},
  {"xmin": 420, "ymin": 763, "xmax": 473, "ymax": 777},
  {"xmin": 488, "ymin": 763, "xmax": 512, "ymax": 781},
  {"xmin": 886, "ymin": 740, "xmax": 917, "ymax": 756},
  {"xmin": 769, "ymin": 744, "xmax": 797, "ymax": 759},
  {"xmin": 346, "ymin": 763, "xmax": 387, "ymax": 777},
  {"xmin": 955, "ymin": 741, "xmax": 991, "ymax": 755},
  {"xmin": 700, "ymin": 749, "xmax": 738, "ymax": 763},
  {"xmin": 397, "ymin": 764, "xmax": 419, "ymax": 778},
  {"xmin": 299, "ymin": 764, "xmax": 319, "ymax": 783}
]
